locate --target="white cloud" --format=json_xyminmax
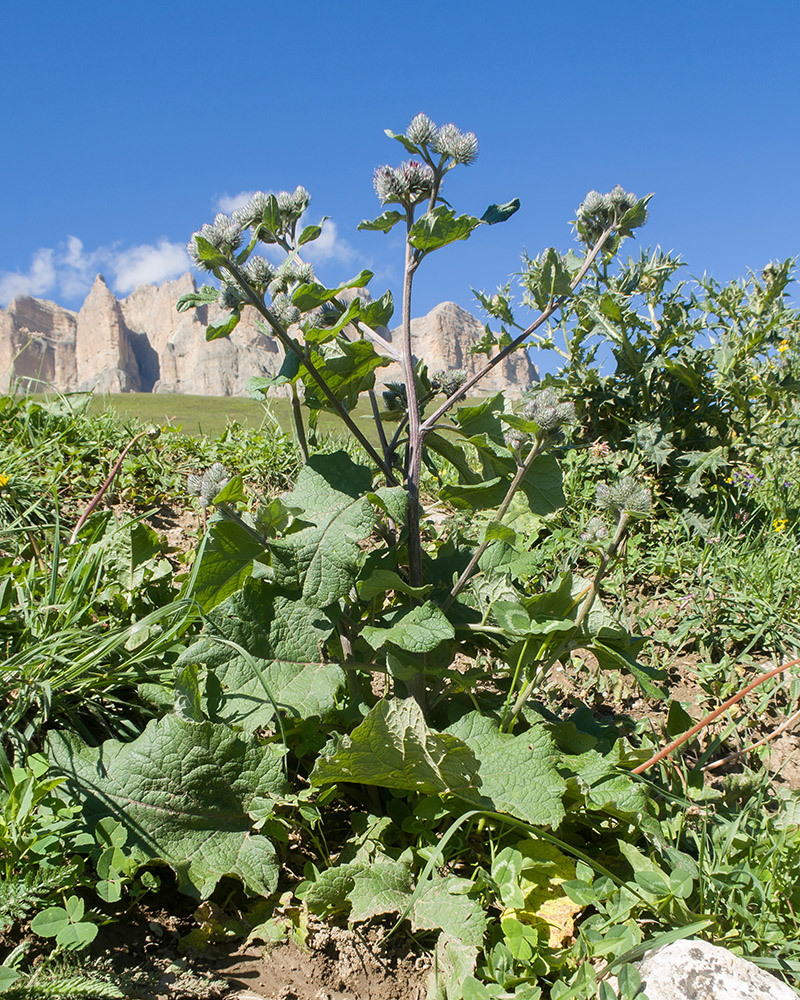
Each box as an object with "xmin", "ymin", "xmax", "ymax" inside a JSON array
[
  {"xmin": 302, "ymin": 220, "xmax": 356, "ymax": 266},
  {"xmin": 0, "ymin": 248, "xmax": 57, "ymax": 303},
  {"xmin": 0, "ymin": 237, "xmax": 190, "ymax": 307},
  {"xmin": 112, "ymin": 239, "xmax": 191, "ymax": 293},
  {"xmin": 214, "ymin": 190, "xmax": 256, "ymax": 214}
]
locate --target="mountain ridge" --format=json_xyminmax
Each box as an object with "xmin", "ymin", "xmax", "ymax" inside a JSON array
[{"xmin": 0, "ymin": 274, "xmax": 538, "ymax": 397}]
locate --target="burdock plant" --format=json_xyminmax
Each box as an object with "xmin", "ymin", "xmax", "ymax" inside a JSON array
[{"xmin": 179, "ymin": 113, "xmax": 652, "ymax": 715}]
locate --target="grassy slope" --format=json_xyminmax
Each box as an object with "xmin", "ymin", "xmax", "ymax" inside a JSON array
[{"xmin": 85, "ymin": 392, "xmax": 381, "ymax": 442}]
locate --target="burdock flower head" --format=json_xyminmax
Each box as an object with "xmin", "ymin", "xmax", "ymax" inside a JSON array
[
  {"xmin": 581, "ymin": 516, "xmax": 610, "ymax": 543},
  {"xmin": 521, "ymin": 387, "xmax": 576, "ymax": 436},
  {"xmin": 596, "ymin": 477, "xmax": 652, "ymax": 520},
  {"xmin": 405, "ymin": 113, "xmax": 438, "ymax": 146},
  {"xmin": 433, "ymin": 123, "xmax": 479, "ymax": 165},
  {"xmin": 241, "ymin": 255, "xmax": 277, "ymax": 290},
  {"xmin": 188, "ymin": 463, "xmax": 230, "ymax": 508},
  {"xmin": 217, "ymin": 281, "xmax": 245, "ymax": 312},
  {"xmin": 373, "ymin": 161, "xmax": 434, "ymax": 207},
  {"xmin": 505, "ymin": 426, "xmax": 530, "ymax": 458},
  {"xmin": 232, "ymin": 191, "xmax": 272, "ymax": 229},
  {"xmin": 430, "ymin": 369, "xmax": 467, "ymax": 397},
  {"xmin": 187, "ymin": 213, "xmax": 243, "ymax": 270},
  {"xmin": 575, "ymin": 185, "xmax": 644, "ymax": 248}
]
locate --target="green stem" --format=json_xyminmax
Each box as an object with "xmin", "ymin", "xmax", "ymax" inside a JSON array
[
  {"xmin": 504, "ymin": 510, "xmax": 630, "ymax": 728},
  {"xmin": 419, "ymin": 227, "xmax": 615, "ymax": 435},
  {"xmin": 290, "ymin": 382, "xmax": 309, "ymax": 463},
  {"xmin": 445, "ymin": 437, "xmax": 546, "ymax": 608},
  {"xmin": 398, "ymin": 210, "xmax": 427, "ymax": 711},
  {"xmin": 368, "ymin": 389, "xmax": 391, "ymax": 469},
  {"xmin": 225, "ymin": 261, "xmax": 397, "ymax": 483}
]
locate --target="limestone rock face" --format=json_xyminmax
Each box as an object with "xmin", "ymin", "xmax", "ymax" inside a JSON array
[
  {"xmin": 1, "ymin": 277, "xmax": 535, "ymax": 398},
  {"xmin": 631, "ymin": 939, "xmax": 797, "ymax": 1000},
  {"xmin": 75, "ymin": 275, "xmax": 142, "ymax": 392},
  {"xmin": 0, "ymin": 296, "xmax": 77, "ymax": 392},
  {"xmin": 383, "ymin": 301, "xmax": 537, "ymax": 395},
  {"xmin": 119, "ymin": 275, "xmax": 281, "ymax": 396}
]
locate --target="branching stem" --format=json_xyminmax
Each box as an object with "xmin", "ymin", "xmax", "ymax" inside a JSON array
[
  {"xmin": 445, "ymin": 437, "xmax": 547, "ymax": 608},
  {"xmin": 420, "ymin": 228, "xmax": 615, "ymax": 435}
]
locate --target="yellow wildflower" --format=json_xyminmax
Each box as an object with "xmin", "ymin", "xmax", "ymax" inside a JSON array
[
  {"xmin": 778, "ymin": 340, "xmax": 789, "ymax": 353},
  {"xmin": 0, "ymin": 474, "xmax": 9, "ymax": 489},
  {"xmin": 773, "ymin": 517, "xmax": 789, "ymax": 533}
]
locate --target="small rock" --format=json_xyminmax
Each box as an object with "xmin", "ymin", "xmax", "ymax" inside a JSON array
[{"xmin": 635, "ymin": 939, "xmax": 798, "ymax": 999}]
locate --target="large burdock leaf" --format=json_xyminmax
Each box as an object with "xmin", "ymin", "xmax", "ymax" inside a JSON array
[
  {"xmin": 49, "ymin": 716, "xmax": 288, "ymax": 899},
  {"xmin": 310, "ymin": 700, "xmax": 566, "ymax": 830},
  {"xmin": 305, "ymin": 856, "xmax": 486, "ymax": 947},
  {"xmin": 270, "ymin": 452, "xmax": 377, "ymax": 608},
  {"xmin": 447, "ymin": 712, "xmax": 566, "ymax": 829},
  {"xmin": 360, "ymin": 602, "xmax": 455, "ymax": 653},
  {"xmin": 311, "ymin": 698, "xmax": 479, "ymax": 795},
  {"xmin": 177, "ymin": 578, "xmax": 344, "ymax": 730}
]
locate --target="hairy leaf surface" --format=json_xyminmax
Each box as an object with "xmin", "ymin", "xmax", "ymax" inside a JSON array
[
  {"xmin": 49, "ymin": 716, "xmax": 288, "ymax": 899},
  {"xmin": 311, "ymin": 698, "xmax": 479, "ymax": 795},
  {"xmin": 177, "ymin": 577, "xmax": 343, "ymax": 729},
  {"xmin": 447, "ymin": 712, "xmax": 566, "ymax": 828},
  {"xmin": 270, "ymin": 452, "xmax": 376, "ymax": 607}
]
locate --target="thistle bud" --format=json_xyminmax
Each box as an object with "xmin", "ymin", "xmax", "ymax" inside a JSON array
[
  {"xmin": 581, "ymin": 516, "xmax": 609, "ymax": 542},
  {"xmin": 521, "ymin": 388, "xmax": 576, "ymax": 434},
  {"xmin": 596, "ymin": 478, "xmax": 652, "ymax": 519},
  {"xmin": 431, "ymin": 369, "xmax": 467, "ymax": 397}
]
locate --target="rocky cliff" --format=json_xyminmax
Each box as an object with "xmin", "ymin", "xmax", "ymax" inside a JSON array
[{"xmin": 0, "ymin": 275, "xmax": 537, "ymax": 397}]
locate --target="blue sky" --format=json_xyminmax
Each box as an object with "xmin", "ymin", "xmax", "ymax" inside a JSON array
[{"xmin": 1, "ymin": 1, "xmax": 798, "ymax": 374}]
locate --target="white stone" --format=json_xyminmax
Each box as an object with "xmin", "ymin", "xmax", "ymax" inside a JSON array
[{"xmin": 634, "ymin": 939, "xmax": 798, "ymax": 999}]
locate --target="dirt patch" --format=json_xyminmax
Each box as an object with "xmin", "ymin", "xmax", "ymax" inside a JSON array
[{"xmin": 209, "ymin": 921, "xmax": 430, "ymax": 1000}]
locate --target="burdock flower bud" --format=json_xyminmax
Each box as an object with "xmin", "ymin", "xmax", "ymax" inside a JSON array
[
  {"xmin": 218, "ymin": 282, "xmax": 244, "ymax": 311},
  {"xmin": 295, "ymin": 262, "xmax": 315, "ymax": 284},
  {"xmin": 242, "ymin": 255, "xmax": 276, "ymax": 288},
  {"xmin": 233, "ymin": 191, "xmax": 271, "ymax": 229},
  {"xmin": 433, "ymin": 123, "xmax": 479, "ymax": 165},
  {"xmin": 373, "ymin": 161, "xmax": 434, "ymax": 207},
  {"xmin": 188, "ymin": 462, "xmax": 230, "ymax": 508},
  {"xmin": 522, "ymin": 388, "xmax": 576, "ymax": 434},
  {"xmin": 505, "ymin": 427, "xmax": 530, "ymax": 456},
  {"xmin": 405, "ymin": 113, "xmax": 437, "ymax": 146},
  {"xmin": 268, "ymin": 259, "xmax": 312, "ymax": 298},
  {"xmin": 276, "ymin": 185, "xmax": 310, "ymax": 222},
  {"xmin": 608, "ymin": 184, "xmax": 636, "ymax": 211},
  {"xmin": 187, "ymin": 213, "xmax": 243, "ymax": 270},
  {"xmin": 306, "ymin": 301, "xmax": 341, "ymax": 329},
  {"xmin": 581, "ymin": 516, "xmax": 609, "ymax": 542},
  {"xmin": 431, "ymin": 369, "xmax": 467, "ymax": 397},
  {"xmin": 596, "ymin": 478, "xmax": 652, "ymax": 519},
  {"xmin": 290, "ymin": 185, "xmax": 310, "ymax": 215},
  {"xmin": 271, "ymin": 293, "xmax": 301, "ymax": 328},
  {"xmin": 382, "ymin": 382, "xmax": 408, "ymax": 412},
  {"xmin": 576, "ymin": 186, "xmax": 643, "ymax": 248}
]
